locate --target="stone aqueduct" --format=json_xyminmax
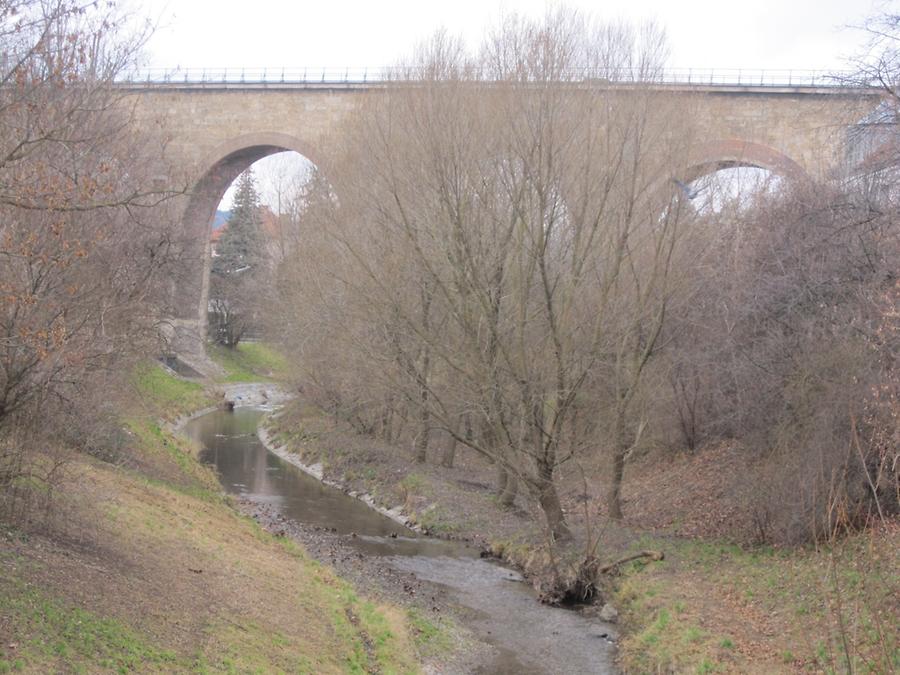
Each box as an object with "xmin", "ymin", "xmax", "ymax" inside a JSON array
[{"xmin": 123, "ymin": 80, "xmax": 880, "ymax": 371}]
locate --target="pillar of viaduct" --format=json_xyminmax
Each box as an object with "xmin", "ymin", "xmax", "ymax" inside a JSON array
[{"xmin": 124, "ymin": 81, "xmax": 880, "ymax": 374}]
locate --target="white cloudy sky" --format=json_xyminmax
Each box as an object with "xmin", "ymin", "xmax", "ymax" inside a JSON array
[{"xmin": 136, "ymin": 0, "xmax": 885, "ymax": 73}]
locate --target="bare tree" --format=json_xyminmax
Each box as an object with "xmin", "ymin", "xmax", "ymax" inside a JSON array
[
  {"xmin": 276, "ymin": 10, "xmax": 699, "ymax": 540},
  {"xmin": 0, "ymin": 1, "xmax": 185, "ymax": 502}
]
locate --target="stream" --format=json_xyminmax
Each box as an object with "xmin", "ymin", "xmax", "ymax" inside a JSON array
[{"xmin": 184, "ymin": 406, "xmax": 616, "ymax": 674}]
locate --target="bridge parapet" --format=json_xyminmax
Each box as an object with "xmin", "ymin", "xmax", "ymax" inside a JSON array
[{"xmin": 121, "ymin": 66, "xmax": 869, "ymax": 93}]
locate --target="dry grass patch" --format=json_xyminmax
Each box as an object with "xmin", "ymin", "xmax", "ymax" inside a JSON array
[
  {"xmin": 1, "ymin": 451, "xmax": 420, "ymax": 673},
  {"xmin": 614, "ymin": 524, "xmax": 899, "ymax": 674}
]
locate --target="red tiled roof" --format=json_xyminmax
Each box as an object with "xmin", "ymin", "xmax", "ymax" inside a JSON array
[{"xmin": 209, "ymin": 206, "xmax": 283, "ymax": 242}]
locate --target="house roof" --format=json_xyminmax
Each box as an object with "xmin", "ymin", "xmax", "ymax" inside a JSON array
[{"xmin": 210, "ymin": 205, "xmax": 283, "ymax": 242}]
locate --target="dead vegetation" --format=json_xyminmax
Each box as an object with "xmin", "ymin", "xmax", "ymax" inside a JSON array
[{"xmin": 268, "ymin": 7, "xmax": 898, "ymax": 619}]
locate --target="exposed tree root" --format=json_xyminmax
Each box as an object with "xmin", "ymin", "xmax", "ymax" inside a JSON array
[{"xmin": 539, "ymin": 550, "xmax": 666, "ymax": 605}]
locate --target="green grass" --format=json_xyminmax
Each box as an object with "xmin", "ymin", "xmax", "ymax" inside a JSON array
[
  {"xmin": 0, "ymin": 581, "xmax": 182, "ymax": 673},
  {"xmin": 622, "ymin": 601, "xmax": 717, "ymax": 673},
  {"xmin": 406, "ymin": 608, "xmax": 455, "ymax": 657},
  {"xmin": 614, "ymin": 529, "xmax": 899, "ymax": 674},
  {"xmin": 398, "ymin": 472, "xmax": 428, "ymax": 498},
  {"xmin": 207, "ymin": 342, "xmax": 289, "ymax": 382},
  {"xmin": 198, "ymin": 618, "xmax": 322, "ymax": 674},
  {"xmin": 132, "ymin": 363, "xmax": 213, "ymax": 418},
  {"xmin": 415, "ymin": 504, "xmax": 462, "ymax": 535},
  {"xmin": 124, "ymin": 415, "xmax": 220, "ymax": 496}
]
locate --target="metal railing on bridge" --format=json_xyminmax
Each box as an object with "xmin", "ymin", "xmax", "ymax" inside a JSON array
[{"xmin": 120, "ymin": 67, "xmax": 859, "ymax": 88}]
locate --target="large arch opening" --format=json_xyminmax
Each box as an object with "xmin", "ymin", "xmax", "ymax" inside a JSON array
[{"xmin": 168, "ymin": 134, "xmax": 315, "ymax": 370}]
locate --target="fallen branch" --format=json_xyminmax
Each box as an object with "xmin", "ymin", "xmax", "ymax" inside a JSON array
[{"xmin": 599, "ymin": 550, "xmax": 665, "ymax": 575}]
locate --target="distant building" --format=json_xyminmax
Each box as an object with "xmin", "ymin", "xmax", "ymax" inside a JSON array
[
  {"xmin": 846, "ymin": 100, "xmax": 899, "ymax": 176},
  {"xmin": 843, "ymin": 99, "xmax": 900, "ymax": 203},
  {"xmin": 209, "ymin": 223, "xmax": 225, "ymax": 257}
]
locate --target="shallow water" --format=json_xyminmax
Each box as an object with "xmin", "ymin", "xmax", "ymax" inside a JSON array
[{"xmin": 185, "ymin": 407, "xmax": 615, "ymax": 674}]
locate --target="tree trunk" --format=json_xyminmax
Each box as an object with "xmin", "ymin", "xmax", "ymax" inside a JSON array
[
  {"xmin": 496, "ymin": 463, "xmax": 508, "ymax": 493},
  {"xmin": 607, "ymin": 408, "xmax": 628, "ymax": 520},
  {"xmin": 537, "ymin": 469, "xmax": 571, "ymax": 541},
  {"xmin": 380, "ymin": 397, "xmax": 395, "ymax": 443},
  {"xmin": 441, "ymin": 428, "xmax": 457, "ymax": 468},
  {"xmin": 495, "ymin": 464, "xmax": 518, "ymax": 506},
  {"xmin": 498, "ymin": 469, "xmax": 518, "ymax": 507},
  {"xmin": 415, "ymin": 413, "xmax": 429, "ymax": 463},
  {"xmin": 415, "ymin": 284, "xmax": 433, "ymax": 464},
  {"xmin": 607, "ymin": 450, "xmax": 625, "ymax": 520}
]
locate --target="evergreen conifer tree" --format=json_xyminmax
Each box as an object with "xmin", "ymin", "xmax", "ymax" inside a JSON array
[
  {"xmin": 212, "ymin": 169, "xmax": 264, "ymax": 274},
  {"xmin": 208, "ymin": 169, "xmax": 266, "ymax": 347}
]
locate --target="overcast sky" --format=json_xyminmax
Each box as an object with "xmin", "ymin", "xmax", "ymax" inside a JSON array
[{"xmin": 137, "ymin": 0, "xmax": 885, "ymax": 74}]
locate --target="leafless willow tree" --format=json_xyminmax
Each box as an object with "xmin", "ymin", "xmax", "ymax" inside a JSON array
[{"xmin": 275, "ymin": 10, "xmax": 701, "ymax": 540}]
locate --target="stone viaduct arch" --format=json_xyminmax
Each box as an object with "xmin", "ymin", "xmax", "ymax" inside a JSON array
[
  {"xmin": 184, "ymin": 132, "xmax": 315, "ymax": 333},
  {"xmin": 681, "ymin": 139, "xmax": 808, "ymax": 182},
  {"xmin": 124, "ymin": 82, "xmax": 879, "ymax": 372},
  {"xmin": 158, "ymin": 128, "xmax": 327, "ymax": 372}
]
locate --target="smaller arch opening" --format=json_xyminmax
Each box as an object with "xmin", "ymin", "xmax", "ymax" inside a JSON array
[
  {"xmin": 679, "ymin": 166, "xmax": 782, "ymax": 215},
  {"xmin": 671, "ymin": 140, "xmax": 807, "ymax": 215}
]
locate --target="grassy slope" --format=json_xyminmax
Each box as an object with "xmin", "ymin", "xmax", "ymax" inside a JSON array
[
  {"xmin": 132, "ymin": 363, "xmax": 214, "ymax": 416},
  {"xmin": 613, "ymin": 527, "xmax": 899, "ymax": 674},
  {"xmin": 0, "ymin": 364, "xmax": 420, "ymax": 674},
  {"xmin": 207, "ymin": 343, "xmax": 289, "ymax": 383}
]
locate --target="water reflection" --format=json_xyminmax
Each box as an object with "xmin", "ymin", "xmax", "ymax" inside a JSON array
[{"xmin": 187, "ymin": 408, "xmax": 474, "ymax": 557}]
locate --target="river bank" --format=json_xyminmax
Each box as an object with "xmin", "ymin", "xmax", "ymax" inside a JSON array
[
  {"xmin": 258, "ymin": 422, "xmax": 427, "ymax": 532},
  {"xmin": 0, "ymin": 365, "xmax": 425, "ymax": 674},
  {"xmin": 196, "ymin": 343, "xmax": 899, "ymax": 672},
  {"xmin": 156, "ymin": 359, "xmax": 574, "ymax": 674},
  {"xmin": 263, "ymin": 401, "xmax": 627, "ymax": 599},
  {"xmin": 6, "ymin": 347, "xmax": 892, "ymax": 674},
  {"xmin": 190, "ymin": 406, "xmax": 617, "ymax": 674},
  {"xmin": 236, "ymin": 497, "xmax": 491, "ymax": 674},
  {"xmin": 264, "ymin": 396, "xmax": 900, "ymax": 674}
]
